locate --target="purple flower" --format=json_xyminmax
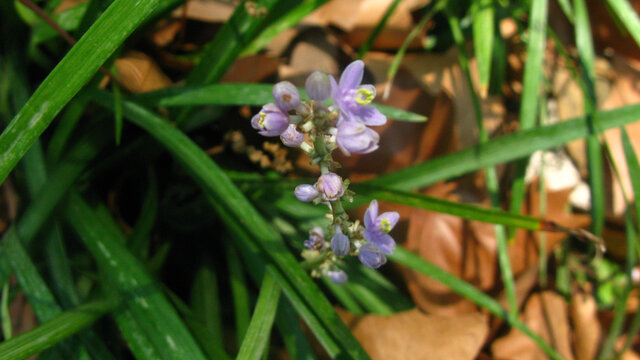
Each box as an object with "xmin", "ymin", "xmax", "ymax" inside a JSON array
[
  {"xmin": 305, "ymin": 71, "xmax": 331, "ymax": 101},
  {"xmin": 304, "ymin": 227, "xmax": 325, "ymax": 250},
  {"xmin": 316, "ymin": 173, "xmax": 344, "ymax": 201},
  {"xmin": 280, "ymin": 124, "xmax": 304, "ymax": 147},
  {"xmin": 327, "ymin": 270, "xmax": 348, "ymax": 284},
  {"xmin": 336, "ymin": 121, "xmax": 379, "ymax": 156},
  {"xmin": 331, "ymin": 226, "xmax": 350, "ymax": 256},
  {"xmin": 363, "ymin": 200, "xmax": 398, "ymax": 255},
  {"xmin": 273, "ymin": 81, "xmax": 300, "ymax": 111},
  {"xmin": 358, "ymin": 243, "xmax": 387, "ymax": 269},
  {"xmin": 294, "ymin": 184, "xmax": 319, "ymax": 202},
  {"xmin": 251, "ymin": 103, "xmax": 289, "ymax": 137},
  {"xmin": 330, "ymin": 60, "xmax": 386, "ymax": 126}
]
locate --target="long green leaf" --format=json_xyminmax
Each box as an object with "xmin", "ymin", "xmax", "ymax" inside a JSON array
[
  {"xmin": 0, "ymin": 300, "xmax": 114, "ymax": 360},
  {"xmin": 508, "ymin": 0, "xmax": 548, "ymax": 231},
  {"xmin": 236, "ymin": 273, "xmax": 281, "ymax": 360},
  {"xmin": 357, "ymin": 0, "xmax": 402, "ymax": 58},
  {"xmin": 225, "ymin": 240, "xmax": 251, "ymax": 348},
  {"xmin": 90, "ymin": 90, "xmax": 370, "ymax": 358},
  {"xmin": 606, "ymin": 0, "xmax": 640, "ymax": 47},
  {"xmin": 574, "ymin": 0, "xmax": 605, "ymax": 236},
  {"xmin": 65, "ymin": 191, "xmax": 208, "ymax": 360},
  {"xmin": 620, "ymin": 128, "xmax": 640, "ymax": 235},
  {"xmin": 472, "ymin": 0, "xmax": 495, "ymax": 92},
  {"xmin": 368, "ymin": 103, "xmax": 640, "ymax": 191},
  {"xmin": 0, "ymin": 0, "xmax": 159, "ymax": 184},
  {"xmin": 137, "ymin": 83, "xmax": 427, "ymax": 122}
]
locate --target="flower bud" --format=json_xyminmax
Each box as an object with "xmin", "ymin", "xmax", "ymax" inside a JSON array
[
  {"xmin": 305, "ymin": 71, "xmax": 331, "ymax": 101},
  {"xmin": 273, "ymin": 81, "xmax": 300, "ymax": 111},
  {"xmin": 331, "ymin": 226, "xmax": 350, "ymax": 256},
  {"xmin": 251, "ymin": 103, "xmax": 289, "ymax": 137},
  {"xmin": 358, "ymin": 243, "xmax": 387, "ymax": 269},
  {"xmin": 294, "ymin": 184, "xmax": 319, "ymax": 202},
  {"xmin": 316, "ymin": 173, "xmax": 344, "ymax": 201},
  {"xmin": 280, "ymin": 124, "xmax": 304, "ymax": 147},
  {"xmin": 304, "ymin": 227, "xmax": 325, "ymax": 250},
  {"xmin": 327, "ymin": 270, "xmax": 348, "ymax": 284},
  {"xmin": 336, "ymin": 121, "xmax": 379, "ymax": 156}
]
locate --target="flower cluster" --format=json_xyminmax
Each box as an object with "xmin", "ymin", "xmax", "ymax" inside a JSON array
[{"xmin": 252, "ymin": 60, "xmax": 399, "ymax": 284}]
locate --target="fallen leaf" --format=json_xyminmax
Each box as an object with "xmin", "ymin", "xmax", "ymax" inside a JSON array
[
  {"xmin": 114, "ymin": 51, "xmax": 173, "ymax": 93},
  {"xmin": 492, "ymin": 291, "xmax": 575, "ymax": 360},
  {"xmin": 570, "ymin": 290, "xmax": 601, "ymax": 360},
  {"xmin": 337, "ymin": 307, "xmax": 489, "ymax": 360}
]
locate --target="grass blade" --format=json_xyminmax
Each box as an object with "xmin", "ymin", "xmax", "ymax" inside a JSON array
[
  {"xmin": 191, "ymin": 262, "xmax": 223, "ymax": 353},
  {"xmin": 0, "ymin": 300, "xmax": 114, "ymax": 360},
  {"xmin": 0, "ymin": 0, "xmax": 158, "ymax": 184},
  {"xmin": 137, "ymin": 83, "xmax": 427, "ymax": 122},
  {"xmin": 357, "ymin": 0, "xmax": 402, "ymax": 58},
  {"xmin": 471, "ymin": 0, "xmax": 495, "ymax": 93},
  {"xmin": 225, "ymin": 240, "xmax": 251, "ymax": 348},
  {"xmin": 1, "ymin": 282, "xmax": 10, "ymax": 340},
  {"xmin": 574, "ymin": 0, "xmax": 605, "ymax": 236},
  {"xmin": 242, "ymin": 0, "xmax": 330, "ymax": 56},
  {"xmin": 236, "ymin": 273, "xmax": 281, "ymax": 360},
  {"xmin": 606, "ymin": 0, "xmax": 640, "ymax": 47},
  {"xmin": 620, "ymin": 127, "xmax": 640, "ymax": 233},
  {"xmin": 65, "ymin": 190, "xmax": 208, "ymax": 360},
  {"xmin": 368, "ymin": 103, "xmax": 640, "ymax": 191},
  {"xmin": 275, "ymin": 298, "xmax": 316, "ymax": 360},
  {"xmin": 508, "ymin": 0, "xmax": 548, "ymax": 234}
]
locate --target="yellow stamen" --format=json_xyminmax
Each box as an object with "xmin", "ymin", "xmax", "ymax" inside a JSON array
[
  {"xmin": 355, "ymin": 88, "xmax": 374, "ymax": 105},
  {"xmin": 380, "ymin": 218, "xmax": 391, "ymax": 233},
  {"xmin": 258, "ymin": 112, "xmax": 267, "ymax": 127}
]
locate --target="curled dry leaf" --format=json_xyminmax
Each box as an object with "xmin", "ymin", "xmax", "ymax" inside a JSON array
[
  {"xmin": 337, "ymin": 307, "xmax": 489, "ymax": 360},
  {"xmin": 492, "ymin": 291, "xmax": 575, "ymax": 360},
  {"xmin": 114, "ymin": 51, "xmax": 173, "ymax": 93}
]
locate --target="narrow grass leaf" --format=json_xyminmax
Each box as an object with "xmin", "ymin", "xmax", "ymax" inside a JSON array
[
  {"xmin": 225, "ymin": 240, "xmax": 251, "ymax": 347},
  {"xmin": 620, "ymin": 127, "xmax": 640, "ymax": 233},
  {"xmin": 0, "ymin": 300, "xmax": 114, "ymax": 360},
  {"xmin": 275, "ymin": 298, "xmax": 317, "ymax": 360},
  {"xmin": 472, "ymin": 0, "xmax": 495, "ymax": 92},
  {"xmin": 322, "ymin": 278, "xmax": 365, "ymax": 315},
  {"xmin": 237, "ymin": 273, "xmax": 281, "ymax": 360},
  {"xmin": 606, "ymin": 0, "xmax": 640, "ymax": 47},
  {"xmin": 0, "ymin": 0, "xmax": 159, "ymax": 184},
  {"xmin": 357, "ymin": 0, "xmax": 402, "ymax": 58},
  {"xmin": 368, "ymin": 103, "xmax": 640, "ymax": 191},
  {"xmin": 574, "ymin": 0, "xmax": 605, "ymax": 236},
  {"xmin": 1, "ymin": 282, "xmax": 11, "ymax": 340},
  {"xmin": 65, "ymin": 190, "xmax": 208, "ymax": 360},
  {"xmin": 508, "ymin": 0, "xmax": 548, "ymax": 231},
  {"xmin": 31, "ymin": 2, "xmax": 87, "ymax": 46},
  {"xmin": 113, "ymin": 80, "xmax": 123, "ymax": 145},
  {"xmin": 137, "ymin": 83, "xmax": 427, "ymax": 122},
  {"xmin": 128, "ymin": 168, "xmax": 158, "ymax": 259},
  {"xmin": 242, "ymin": 0, "xmax": 329, "ymax": 56},
  {"xmin": 191, "ymin": 263, "xmax": 224, "ymax": 351}
]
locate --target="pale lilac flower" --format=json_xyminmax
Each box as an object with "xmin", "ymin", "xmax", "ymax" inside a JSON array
[
  {"xmin": 358, "ymin": 243, "xmax": 387, "ymax": 269},
  {"xmin": 304, "ymin": 227, "xmax": 325, "ymax": 250},
  {"xmin": 330, "ymin": 60, "xmax": 386, "ymax": 126},
  {"xmin": 294, "ymin": 184, "xmax": 319, "ymax": 202},
  {"xmin": 363, "ymin": 200, "xmax": 398, "ymax": 255},
  {"xmin": 273, "ymin": 81, "xmax": 300, "ymax": 111},
  {"xmin": 328, "ymin": 270, "xmax": 348, "ymax": 284},
  {"xmin": 331, "ymin": 226, "xmax": 350, "ymax": 256},
  {"xmin": 251, "ymin": 103, "xmax": 289, "ymax": 136},
  {"xmin": 280, "ymin": 124, "xmax": 304, "ymax": 147},
  {"xmin": 316, "ymin": 173, "xmax": 344, "ymax": 201},
  {"xmin": 336, "ymin": 121, "xmax": 379, "ymax": 156},
  {"xmin": 305, "ymin": 71, "xmax": 331, "ymax": 101}
]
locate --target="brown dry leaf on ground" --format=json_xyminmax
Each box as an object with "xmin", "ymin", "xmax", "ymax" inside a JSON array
[
  {"xmin": 337, "ymin": 307, "xmax": 488, "ymax": 360},
  {"xmin": 492, "ymin": 291, "xmax": 575, "ymax": 360},
  {"xmin": 570, "ymin": 290, "xmax": 601, "ymax": 360},
  {"xmin": 114, "ymin": 51, "xmax": 173, "ymax": 93},
  {"xmin": 402, "ymin": 181, "xmax": 589, "ymax": 315}
]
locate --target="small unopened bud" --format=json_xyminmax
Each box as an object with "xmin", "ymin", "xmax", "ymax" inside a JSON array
[
  {"xmin": 294, "ymin": 184, "xmax": 318, "ymax": 202},
  {"xmin": 305, "ymin": 71, "xmax": 331, "ymax": 101},
  {"xmin": 273, "ymin": 81, "xmax": 300, "ymax": 111},
  {"xmin": 316, "ymin": 173, "xmax": 344, "ymax": 201},
  {"xmin": 331, "ymin": 226, "xmax": 350, "ymax": 256},
  {"xmin": 327, "ymin": 269, "xmax": 348, "ymax": 284},
  {"xmin": 280, "ymin": 124, "xmax": 304, "ymax": 147}
]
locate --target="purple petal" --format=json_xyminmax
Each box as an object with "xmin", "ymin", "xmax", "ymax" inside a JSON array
[
  {"xmin": 377, "ymin": 211, "xmax": 399, "ymax": 230},
  {"xmin": 354, "ymin": 105, "xmax": 387, "ymax": 126},
  {"xmin": 328, "ymin": 270, "xmax": 348, "ymax": 284},
  {"xmin": 358, "ymin": 243, "xmax": 387, "ymax": 269},
  {"xmin": 339, "ymin": 60, "xmax": 364, "ymax": 90},
  {"xmin": 369, "ymin": 232, "xmax": 395, "ymax": 255},
  {"xmin": 364, "ymin": 200, "xmax": 378, "ymax": 229}
]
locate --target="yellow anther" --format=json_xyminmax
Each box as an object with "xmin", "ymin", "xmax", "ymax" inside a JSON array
[
  {"xmin": 380, "ymin": 218, "xmax": 391, "ymax": 233},
  {"xmin": 258, "ymin": 112, "xmax": 267, "ymax": 127},
  {"xmin": 355, "ymin": 88, "xmax": 374, "ymax": 105}
]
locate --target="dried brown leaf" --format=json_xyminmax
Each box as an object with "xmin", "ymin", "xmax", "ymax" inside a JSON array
[{"xmin": 114, "ymin": 51, "xmax": 173, "ymax": 93}]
